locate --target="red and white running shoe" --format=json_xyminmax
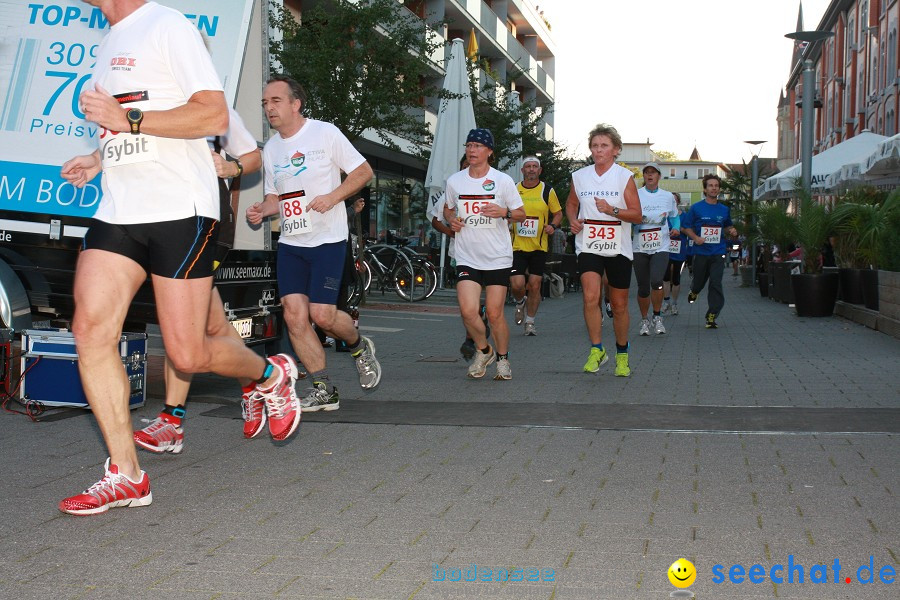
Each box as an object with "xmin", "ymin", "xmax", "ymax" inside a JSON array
[
  {"xmin": 59, "ymin": 458, "xmax": 152, "ymax": 516},
  {"xmin": 256, "ymin": 354, "xmax": 301, "ymax": 441},
  {"xmin": 134, "ymin": 414, "xmax": 184, "ymax": 454},
  {"xmin": 241, "ymin": 383, "xmax": 267, "ymax": 439}
]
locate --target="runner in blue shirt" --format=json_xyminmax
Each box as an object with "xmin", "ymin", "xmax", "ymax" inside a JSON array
[{"xmin": 680, "ymin": 175, "xmax": 738, "ymax": 328}]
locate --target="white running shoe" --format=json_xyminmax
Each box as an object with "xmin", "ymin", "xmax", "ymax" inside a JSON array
[
  {"xmin": 467, "ymin": 345, "xmax": 496, "ymax": 378},
  {"xmin": 639, "ymin": 319, "xmax": 651, "ymax": 336},
  {"xmin": 514, "ymin": 298, "xmax": 526, "ymax": 325},
  {"xmin": 653, "ymin": 315, "xmax": 666, "ymax": 335}
]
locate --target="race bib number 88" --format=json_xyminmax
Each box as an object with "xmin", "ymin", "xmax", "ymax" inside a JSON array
[{"xmin": 279, "ymin": 190, "xmax": 312, "ymax": 235}]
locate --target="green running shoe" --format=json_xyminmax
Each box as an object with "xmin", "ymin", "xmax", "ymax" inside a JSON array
[
  {"xmin": 614, "ymin": 352, "xmax": 631, "ymax": 377},
  {"xmin": 583, "ymin": 347, "xmax": 608, "ymax": 373}
]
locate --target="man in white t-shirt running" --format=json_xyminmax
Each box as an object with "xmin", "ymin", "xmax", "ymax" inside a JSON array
[
  {"xmin": 444, "ymin": 128, "xmax": 525, "ymax": 380},
  {"xmin": 58, "ymin": 0, "xmax": 300, "ymax": 516},
  {"xmin": 247, "ymin": 76, "xmax": 380, "ymax": 412}
]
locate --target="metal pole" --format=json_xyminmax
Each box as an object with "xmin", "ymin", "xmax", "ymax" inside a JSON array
[
  {"xmin": 750, "ymin": 155, "xmax": 759, "ymax": 283},
  {"xmin": 801, "ymin": 59, "xmax": 815, "ymax": 195}
]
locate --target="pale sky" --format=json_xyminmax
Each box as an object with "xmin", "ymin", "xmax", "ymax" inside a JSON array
[{"xmin": 539, "ymin": 0, "xmax": 831, "ymax": 164}]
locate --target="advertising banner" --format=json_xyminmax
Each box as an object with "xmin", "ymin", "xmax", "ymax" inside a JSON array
[{"xmin": 0, "ymin": 0, "xmax": 254, "ymax": 218}]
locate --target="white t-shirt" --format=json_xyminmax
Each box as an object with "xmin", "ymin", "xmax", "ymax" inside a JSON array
[
  {"xmin": 213, "ymin": 108, "xmax": 257, "ymax": 158},
  {"xmin": 571, "ymin": 163, "xmax": 634, "ymax": 260},
  {"xmin": 263, "ymin": 119, "xmax": 366, "ymax": 248},
  {"xmin": 445, "ymin": 167, "xmax": 522, "ymax": 270},
  {"xmin": 91, "ymin": 2, "xmax": 223, "ymax": 224},
  {"xmin": 632, "ymin": 186, "xmax": 678, "ymax": 254}
]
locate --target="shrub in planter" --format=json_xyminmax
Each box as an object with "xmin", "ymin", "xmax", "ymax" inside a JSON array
[{"xmin": 791, "ymin": 192, "xmax": 838, "ymax": 317}]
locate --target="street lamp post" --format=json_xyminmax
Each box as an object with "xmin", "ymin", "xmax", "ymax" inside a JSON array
[
  {"xmin": 785, "ymin": 30, "xmax": 835, "ymax": 196},
  {"xmin": 744, "ymin": 140, "xmax": 766, "ymax": 284}
]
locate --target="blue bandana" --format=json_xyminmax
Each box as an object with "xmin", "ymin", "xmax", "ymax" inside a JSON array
[{"xmin": 466, "ymin": 128, "xmax": 494, "ymax": 149}]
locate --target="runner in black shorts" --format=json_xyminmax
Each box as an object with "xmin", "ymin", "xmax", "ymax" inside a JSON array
[{"xmin": 566, "ymin": 124, "xmax": 642, "ymax": 377}]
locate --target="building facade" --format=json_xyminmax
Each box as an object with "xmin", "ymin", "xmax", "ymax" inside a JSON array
[
  {"xmin": 619, "ymin": 142, "xmax": 731, "ymax": 206},
  {"xmin": 778, "ymin": 0, "xmax": 899, "ymax": 167},
  {"xmin": 278, "ymin": 0, "xmax": 556, "ymax": 243}
]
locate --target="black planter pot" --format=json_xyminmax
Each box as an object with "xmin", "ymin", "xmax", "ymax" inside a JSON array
[
  {"xmin": 791, "ymin": 272, "xmax": 840, "ymax": 317},
  {"xmin": 837, "ymin": 268, "xmax": 865, "ymax": 304},
  {"xmin": 861, "ymin": 269, "xmax": 879, "ymax": 311},
  {"xmin": 772, "ymin": 261, "xmax": 799, "ymax": 304},
  {"xmin": 758, "ymin": 271, "xmax": 769, "ymax": 297}
]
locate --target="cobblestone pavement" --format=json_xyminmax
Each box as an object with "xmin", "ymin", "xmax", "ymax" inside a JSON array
[{"xmin": 1, "ymin": 275, "xmax": 897, "ymax": 599}]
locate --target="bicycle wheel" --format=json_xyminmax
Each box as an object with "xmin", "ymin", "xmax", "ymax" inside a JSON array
[
  {"xmin": 359, "ymin": 258, "xmax": 373, "ymax": 293},
  {"xmin": 343, "ymin": 268, "xmax": 363, "ymax": 307},
  {"xmin": 392, "ymin": 260, "xmax": 433, "ymax": 301}
]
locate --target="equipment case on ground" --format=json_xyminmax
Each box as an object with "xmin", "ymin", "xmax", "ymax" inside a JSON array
[{"xmin": 19, "ymin": 329, "xmax": 146, "ymax": 409}]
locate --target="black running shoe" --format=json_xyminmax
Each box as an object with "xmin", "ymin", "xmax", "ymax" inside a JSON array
[{"xmin": 460, "ymin": 338, "xmax": 476, "ymax": 361}]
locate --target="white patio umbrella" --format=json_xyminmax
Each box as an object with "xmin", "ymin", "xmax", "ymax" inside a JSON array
[
  {"xmin": 757, "ymin": 130, "xmax": 886, "ymax": 198},
  {"xmin": 503, "ymin": 90, "xmax": 523, "ymax": 182},
  {"xmin": 861, "ymin": 133, "xmax": 900, "ymax": 180},
  {"xmin": 424, "ymin": 38, "xmax": 477, "ymax": 287}
]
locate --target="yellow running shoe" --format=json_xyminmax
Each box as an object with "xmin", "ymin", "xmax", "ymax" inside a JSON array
[
  {"xmin": 583, "ymin": 347, "xmax": 608, "ymax": 373},
  {"xmin": 614, "ymin": 352, "xmax": 631, "ymax": 377}
]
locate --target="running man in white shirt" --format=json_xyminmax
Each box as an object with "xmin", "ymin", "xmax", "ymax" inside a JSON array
[
  {"xmin": 444, "ymin": 128, "xmax": 525, "ymax": 380},
  {"xmin": 567, "ymin": 124, "xmax": 642, "ymax": 377},
  {"xmin": 58, "ymin": 0, "xmax": 299, "ymax": 516},
  {"xmin": 247, "ymin": 76, "xmax": 380, "ymax": 412}
]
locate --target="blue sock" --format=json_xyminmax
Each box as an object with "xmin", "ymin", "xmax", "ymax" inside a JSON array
[
  {"xmin": 616, "ymin": 342, "xmax": 629, "ymax": 354},
  {"xmin": 592, "ymin": 343, "xmax": 603, "ymax": 352}
]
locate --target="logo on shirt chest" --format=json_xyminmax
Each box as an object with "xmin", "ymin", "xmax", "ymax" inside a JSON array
[
  {"xmin": 290, "ymin": 151, "xmax": 305, "ymax": 167},
  {"xmin": 109, "ymin": 54, "xmax": 137, "ymax": 71},
  {"xmin": 482, "ymin": 179, "xmax": 495, "ymax": 191}
]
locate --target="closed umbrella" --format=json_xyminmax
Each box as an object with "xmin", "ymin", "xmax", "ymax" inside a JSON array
[{"xmin": 424, "ymin": 38, "xmax": 477, "ymax": 287}]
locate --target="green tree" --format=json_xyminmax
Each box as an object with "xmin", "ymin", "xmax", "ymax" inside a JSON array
[
  {"xmin": 722, "ymin": 160, "xmax": 775, "ymax": 233},
  {"xmin": 654, "ymin": 150, "xmax": 678, "ymax": 161},
  {"xmin": 269, "ymin": 0, "xmax": 444, "ymax": 150}
]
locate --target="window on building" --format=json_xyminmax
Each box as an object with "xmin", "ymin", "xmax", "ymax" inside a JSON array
[
  {"xmin": 887, "ymin": 109, "xmax": 896, "ymax": 136},
  {"xmin": 669, "ymin": 168, "xmax": 676, "ymax": 178},
  {"xmin": 888, "ymin": 27, "xmax": 897, "ymax": 86},
  {"xmin": 848, "ymin": 18, "xmax": 855, "ymax": 61}
]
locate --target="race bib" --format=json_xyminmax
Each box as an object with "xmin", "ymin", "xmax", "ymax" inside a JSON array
[
  {"xmin": 701, "ymin": 225, "xmax": 721, "ymax": 244},
  {"xmin": 517, "ymin": 217, "xmax": 540, "ymax": 238},
  {"xmin": 458, "ymin": 196, "xmax": 495, "ymax": 229},
  {"xmin": 637, "ymin": 227, "xmax": 663, "ymax": 253},
  {"xmin": 100, "ymin": 131, "xmax": 159, "ymax": 168},
  {"xmin": 669, "ymin": 238, "xmax": 682, "ymax": 254},
  {"xmin": 279, "ymin": 190, "xmax": 312, "ymax": 235},
  {"xmin": 581, "ymin": 219, "xmax": 622, "ymax": 256}
]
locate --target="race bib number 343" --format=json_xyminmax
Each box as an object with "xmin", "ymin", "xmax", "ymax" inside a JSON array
[
  {"xmin": 280, "ymin": 190, "xmax": 312, "ymax": 235},
  {"xmin": 582, "ymin": 219, "xmax": 621, "ymax": 256}
]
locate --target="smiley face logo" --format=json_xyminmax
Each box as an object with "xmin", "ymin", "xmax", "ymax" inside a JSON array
[{"xmin": 668, "ymin": 558, "xmax": 696, "ymax": 588}]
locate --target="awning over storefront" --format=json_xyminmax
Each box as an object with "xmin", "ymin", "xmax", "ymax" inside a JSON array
[{"xmin": 756, "ymin": 131, "xmax": 887, "ymax": 198}]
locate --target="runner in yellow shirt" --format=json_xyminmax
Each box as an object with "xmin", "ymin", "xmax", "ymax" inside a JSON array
[{"xmin": 510, "ymin": 156, "xmax": 563, "ymax": 336}]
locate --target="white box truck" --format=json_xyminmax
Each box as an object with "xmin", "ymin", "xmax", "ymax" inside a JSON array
[{"xmin": 0, "ymin": 0, "xmax": 282, "ymax": 348}]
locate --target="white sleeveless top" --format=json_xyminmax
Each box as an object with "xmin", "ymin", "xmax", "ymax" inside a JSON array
[{"xmin": 571, "ymin": 163, "xmax": 634, "ymax": 260}]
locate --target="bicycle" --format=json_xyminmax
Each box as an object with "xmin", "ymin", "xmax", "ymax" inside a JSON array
[{"xmin": 361, "ymin": 242, "xmax": 437, "ymax": 301}]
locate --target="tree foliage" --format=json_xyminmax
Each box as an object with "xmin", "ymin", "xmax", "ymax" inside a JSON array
[
  {"xmin": 269, "ymin": 0, "xmax": 444, "ymax": 150},
  {"xmin": 466, "ymin": 65, "xmax": 579, "ymax": 219},
  {"xmin": 653, "ymin": 149, "xmax": 678, "ymax": 161}
]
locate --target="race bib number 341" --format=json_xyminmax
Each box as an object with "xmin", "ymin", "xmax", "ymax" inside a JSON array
[
  {"xmin": 582, "ymin": 219, "xmax": 621, "ymax": 256},
  {"xmin": 280, "ymin": 190, "xmax": 312, "ymax": 235}
]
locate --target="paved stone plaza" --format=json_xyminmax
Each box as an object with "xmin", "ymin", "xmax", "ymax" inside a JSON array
[{"xmin": 1, "ymin": 276, "xmax": 897, "ymax": 599}]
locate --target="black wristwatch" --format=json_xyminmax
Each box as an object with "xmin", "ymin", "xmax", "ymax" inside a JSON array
[
  {"xmin": 125, "ymin": 108, "xmax": 144, "ymax": 135},
  {"xmin": 549, "ymin": 223, "xmax": 558, "ymax": 230}
]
